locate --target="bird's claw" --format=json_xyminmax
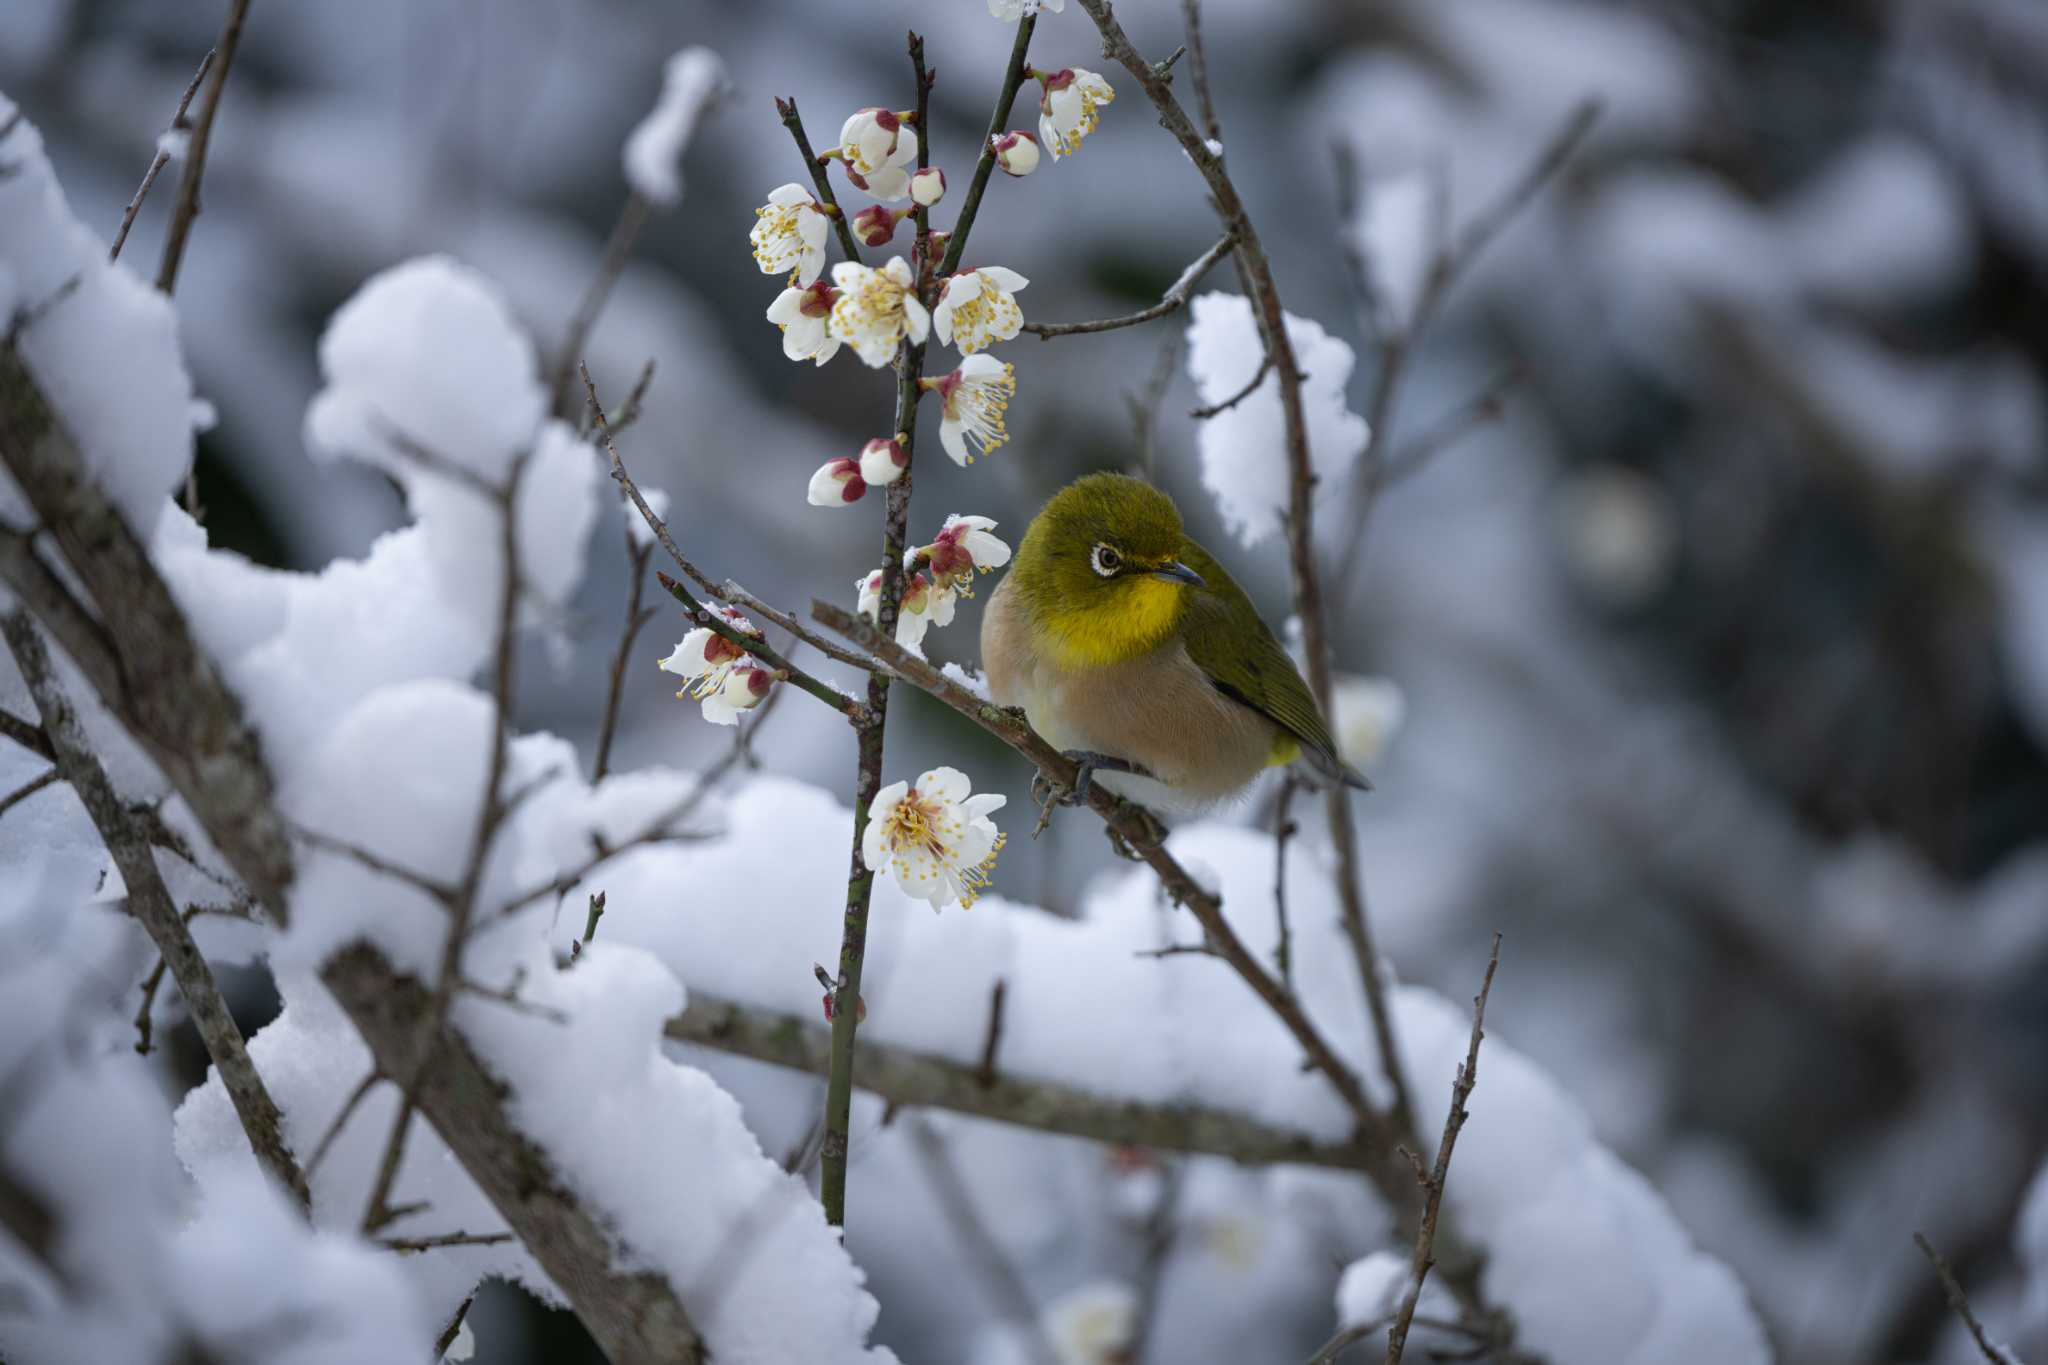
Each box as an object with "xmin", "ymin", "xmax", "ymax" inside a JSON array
[{"xmin": 1031, "ymin": 751, "xmax": 1148, "ymax": 838}]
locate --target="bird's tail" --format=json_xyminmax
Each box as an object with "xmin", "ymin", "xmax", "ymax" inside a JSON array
[{"xmin": 1302, "ymin": 741, "xmax": 1372, "ymax": 792}]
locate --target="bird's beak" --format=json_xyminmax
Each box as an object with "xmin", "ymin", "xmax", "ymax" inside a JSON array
[{"xmin": 1149, "ymin": 560, "xmax": 1204, "ymax": 587}]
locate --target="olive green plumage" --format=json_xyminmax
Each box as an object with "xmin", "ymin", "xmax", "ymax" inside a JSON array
[{"xmin": 985, "ymin": 472, "xmax": 1366, "ymax": 802}]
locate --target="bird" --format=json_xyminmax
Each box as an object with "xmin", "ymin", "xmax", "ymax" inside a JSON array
[{"xmin": 980, "ymin": 471, "xmax": 1369, "ymax": 811}]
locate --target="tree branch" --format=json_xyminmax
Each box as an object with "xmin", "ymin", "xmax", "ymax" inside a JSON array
[
  {"xmin": 109, "ymin": 48, "xmax": 216, "ymax": 264},
  {"xmin": 1913, "ymin": 1231, "xmax": 2020, "ymax": 1365},
  {"xmin": 3, "ymin": 609, "xmax": 307, "ymax": 1210},
  {"xmin": 934, "ymin": 16, "xmax": 1040, "ymax": 279},
  {"xmin": 774, "ymin": 97, "xmax": 865, "ymax": 265},
  {"xmin": 1022, "ymin": 233, "xmax": 1233, "ymax": 338},
  {"xmin": 154, "ymin": 0, "xmax": 252, "ymax": 296}
]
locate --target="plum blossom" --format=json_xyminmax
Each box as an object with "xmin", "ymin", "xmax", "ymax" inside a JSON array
[
  {"xmin": 659, "ymin": 608, "xmax": 773, "ymax": 724},
  {"xmin": 858, "ymin": 567, "xmax": 957, "ymax": 650},
  {"xmin": 933, "ymin": 266, "xmax": 1028, "ymax": 354},
  {"xmin": 750, "ymin": 183, "xmax": 830, "ymax": 285},
  {"xmin": 839, "ymin": 107, "xmax": 920, "ymax": 202},
  {"xmin": 828, "ymin": 257, "xmax": 930, "ymax": 367},
  {"xmin": 765, "ymin": 279, "xmax": 841, "ymax": 366},
  {"xmin": 807, "ymin": 457, "xmax": 866, "ymax": 507},
  {"xmin": 1037, "ymin": 67, "xmax": 1115, "ymax": 160},
  {"xmin": 989, "ymin": 0, "xmax": 1065, "ymax": 18},
  {"xmin": 1041, "ymin": 1282, "xmax": 1137, "ymax": 1365},
  {"xmin": 991, "ymin": 130, "xmax": 1041, "ymax": 177},
  {"xmin": 861, "ymin": 766, "xmax": 1007, "ymax": 911},
  {"xmin": 858, "ymin": 437, "xmax": 908, "ymax": 488},
  {"xmin": 910, "ymin": 167, "xmax": 946, "ymax": 207},
  {"xmin": 924, "ymin": 354, "xmax": 1015, "ymax": 465},
  {"xmin": 920, "ymin": 514, "xmax": 1011, "ymax": 595}
]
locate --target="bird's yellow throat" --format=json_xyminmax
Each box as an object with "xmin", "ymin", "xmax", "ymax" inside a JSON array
[{"xmin": 1035, "ymin": 575, "xmax": 1188, "ymax": 668}]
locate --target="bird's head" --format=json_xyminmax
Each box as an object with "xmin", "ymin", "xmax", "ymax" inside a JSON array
[{"xmin": 1011, "ymin": 472, "xmax": 1205, "ymax": 666}]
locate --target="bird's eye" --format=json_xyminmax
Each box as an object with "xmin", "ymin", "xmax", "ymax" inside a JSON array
[{"xmin": 1090, "ymin": 543, "xmax": 1123, "ymax": 577}]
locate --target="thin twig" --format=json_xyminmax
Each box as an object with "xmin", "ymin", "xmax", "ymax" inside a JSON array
[
  {"xmin": 1913, "ymin": 1232, "xmax": 2020, "ymax": 1365},
  {"xmin": 293, "ymin": 824, "xmax": 459, "ymax": 903},
  {"xmin": 719, "ymin": 580, "xmax": 886, "ymax": 673},
  {"xmin": 0, "ymin": 766, "xmax": 58, "ymax": 820},
  {"xmin": 934, "ymin": 16, "xmax": 1039, "ymax": 279},
  {"xmin": 1272, "ymin": 773, "xmax": 1299, "ymax": 994},
  {"xmin": 1384, "ymin": 935, "xmax": 1501, "ymax": 1365},
  {"xmin": 1379, "ymin": 367, "xmax": 1521, "ymax": 487},
  {"xmin": 1180, "ymin": 0, "xmax": 1222, "ymax": 145},
  {"xmin": 774, "ymin": 97, "xmax": 864, "ymax": 264},
  {"xmin": 155, "ymin": 0, "xmax": 251, "ymax": 296},
  {"xmin": 1189, "ymin": 352, "xmax": 1271, "ymax": 419},
  {"xmin": 434, "ymin": 1296, "xmax": 474, "ymax": 1360},
  {"xmin": 3, "ymin": 610, "xmax": 308, "ymax": 1211},
  {"xmin": 976, "ymin": 978, "xmax": 1008, "ymax": 1087},
  {"xmin": 592, "ymin": 532, "xmax": 656, "ymax": 785},
  {"xmin": 550, "ymin": 194, "xmax": 652, "ymax": 419},
  {"xmin": 302, "ymin": 1069, "xmax": 381, "ymax": 1186},
  {"xmin": 377, "ymin": 1229, "xmax": 516, "ymax": 1254},
  {"xmin": 910, "ymin": 1119, "xmax": 1061, "ymax": 1365},
  {"xmin": 109, "ymin": 49, "xmax": 216, "ymax": 263},
  {"xmin": 0, "ymin": 705, "xmax": 52, "ymax": 760},
  {"xmin": 1022, "ymin": 233, "xmax": 1233, "ymax": 338}
]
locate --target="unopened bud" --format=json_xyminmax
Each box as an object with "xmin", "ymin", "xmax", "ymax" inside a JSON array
[
  {"xmin": 859, "ymin": 437, "xmax": 908, "ymax": 487},
  {"xmin": 991, "ymin": 130, "xmax": 1040, "ymax": 177},
  {"xmin": 721, "ymin": 664, "xmax": 772, "ymax": 712},
  {"xmin": 852, "ymin": 204, "xmax": 900, "ymax": 247},
  {"xmin": 910, "ymin": 166, "xmax": 947, "ymax": 207},
  {"xmin": 807, "ymin": 457, "xmax": 867, "ymax": 507}
]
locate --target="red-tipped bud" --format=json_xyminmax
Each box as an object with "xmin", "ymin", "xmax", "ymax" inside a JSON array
[
  {"xmin": 807, "ymin": 457, "xmax": 867, "ymax": 507},
  {"xmin": 859, "ymin": 437, "xmax": 908, "ymax": 487},
  {"xmin": 910, "ymin": 166, "xmax": 947, "ymax": 207},
  {"xmin": 852, "ymin": 204, "xmax": 901, "ymax": 247},
  {"xmin": 991, "ymin": 130, "xmax": 1040, "ymax": 177}
]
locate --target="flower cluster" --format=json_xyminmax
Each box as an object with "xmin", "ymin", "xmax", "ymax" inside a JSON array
[
  {"xmin": 658, "ymin": 607, "xmax": 774, "ymax": 724},
  {"xmin": 862, "ymin": 766, "xmax": 1007, "ymax": 911},
  {"xmin": 857, "ymin": 516, "xmax": 1012, "ymax": 650}
]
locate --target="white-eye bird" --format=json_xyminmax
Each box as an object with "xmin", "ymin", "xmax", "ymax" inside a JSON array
[{"xmin": 980, "ymin": 472, "xmax": 1368, "ymax": 809}]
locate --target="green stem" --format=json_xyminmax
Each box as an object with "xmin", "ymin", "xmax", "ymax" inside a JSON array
[{"xmin": 935, "ymin": 16, "xmax": 1038, "ymax": 279}]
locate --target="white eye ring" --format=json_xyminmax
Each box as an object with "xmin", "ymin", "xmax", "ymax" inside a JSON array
[{"xmin": 1090, "ymin": 543, "xmax": 1123, "ymax": 577}]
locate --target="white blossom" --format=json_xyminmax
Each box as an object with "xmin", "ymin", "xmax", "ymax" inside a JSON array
[
  {"xmin": 858, "ymin": 567, "xmax": 957, "ymax": 650},
  {"xmin": 1042, "ymin": 1282, "xmax": 1137, "ymax": 1365},
  {"xmin": 839, "ymin": 107, "xmax": 920, "ymax": 202},
  {"xmin": 991, "ymin": 130, "xmax": 1041, "ymax": 177},
  {"xmin": 765, "ymin": 279, "xmax": 841, "ymax": 366},
  {"xmin": 1037, "ymin": 67, "xmax": 1114, "ymax": 160},
  {"xmin": 989, "ymin": 0, "xmax": 1065, "ymax": 18},
  {"xmin": 828, "ymin": 256, "xmax": 930, "ymax": 367},
  {"xmin": 859, "ymin": 436, "xmax": 907, "ymax": 487},
  {"xmin": 922, "ymin": 514, "xmax": 1010, "ymax": 594},
  {"xmin": 933, "ymin": 266, "xmax": 1028, "ymax": 354},
  {"xmin": 659, "ymin": 609, "xmax": 771, "ymax": 724},
  {"xmin": 861, "ymin": 765, "xmax": 1006, "ymax": 911},
  {"xmin": 1331, "ymin": 675, "xmax": 1406, "ymax": 769},
  {"xmin": 852, "ymin": 203, "xmax": 902, "ymax": 248},
  {"xmin": 750, "ymin": 183, "xmax": 830, "ymax": 285},
  {"xmin": 807, "ymin": 457, "xmax": 866, "ymax": 507},
  {"xmin": 926, "ymin": 353, "xmax": 1015, "ymax": 465},
  {"xmin": 910, "ymin": 166, "xmax": 946, "ymax": 207}
]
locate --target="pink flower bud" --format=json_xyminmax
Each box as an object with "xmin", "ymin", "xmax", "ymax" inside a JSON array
[
  {"xmin": 822, "ymin": 990, "xmax": 867, "ymax": 1023},
  {"xmin": 991, "ymin": 130, "xmax": 1040, "ymax": 177},
  {"xmin": 859, "ymin": 437, "xmax": 908, "ymax": 487},
  {"xmin": 852, "ymin": 204, "xmax": 900, "ymax": 248},
  {"xmin": 806, "ymin": 457, "xmax": 867, "ymax": 507},
  {"xmin": 910, "ymin": 166, "xmax": 946, "ymax": 207},
  {"xmin": 721, "ymin": 664, "xmax": 773, "ymax": 711}
]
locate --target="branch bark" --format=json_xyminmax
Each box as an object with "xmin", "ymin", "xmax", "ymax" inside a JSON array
[{"xmin": 1021, "ymin": 233, "xmax": 1232, "ymax": 338}]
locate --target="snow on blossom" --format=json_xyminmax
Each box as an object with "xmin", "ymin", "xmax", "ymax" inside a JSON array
[
  {"xmin": 1037, "ymin": 67, "xmax": 1115, "ymax": 160},
  {"xmin": 808, "ymin": 457, "xmax": 867, "ymax": 507},
  {"xmin": 1331, "ymin": 675, "xmax": 1406, "ymax": 769},
  {"xmin": 624, "ymin": 46, "xmax": 727, "ymax": 205},
  {"xmin": 839, "ymin": 107, "xmax": 920, "ymax": 203},
  {"xmin": 934, "ymin": 266, "xmax": 1028, "ymax": 354},
  {"xmin": 660, "ymin": 609, "xmax": 772, "ymax": 724},
  {"xmin": 1184, "ymin": 292, "xmax": 1369, "ymax": 548},
  {"xmin": 828, "ymin": 257, "xmax": 930, "ymax": 367},
  {"xmin": 989, "ymin": 0, "xmax": 1066, "ymax": 19},
  {"xmin": 991, "ymin": 130, "xmax": 1041, "ymax": 177},
  {"xmin": 1042, "ymin": 1282, "xmax": 1137, "ymax": 1365},
  {"xmin": 751, "ymin": 183, "xmax": 831, "ymax": 285},
  {"xmin": 927, "ymin": 354, "xmax": 1016, "ymax": 465},
  {"xmin": 858, "ymin": 436, "xmax": 908, "ymax": 487},
  {"xmin": 911, "ymin": 167, "xmax": 947, "ymax": 207},
  {"xmin": 766, "ymin": 279, "xmax": 842, "ymax": 366},
  {"xmin": 861, "ymin": 766, "xmax": 1007, "ymax": 911},
  {"xmin": 0, "ymin": 96, "xmax": 193, "ymax": 538},
  {"xmin": 921, "ymin": 514, "xmax": 1011, "ymax": 594}
]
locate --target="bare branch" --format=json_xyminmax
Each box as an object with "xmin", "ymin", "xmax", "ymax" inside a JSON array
[
  {"xmin": 3, "ymin": 609, "xmax": 307, "ymax": 1210},
  {"xmin": 550, "ymin": 195, "xmax": 652, "ymax": 418},
  {"xmin": 0, "ymin": 705, "xmax": 52, "ymax": 760},
  {"xmin": 292, "ymin": 823, "xmax": 459, "ymax": 903},
  {"xmin": 1180, "ymin": 0, "xmax": 1222, "ymax": 145},
  {"xmin": 155, "ymin": 0, "xmax": 252, "ymax": 296},
  {"xmin": 1189, "ymin": 352, "xmax": 1272, "ymax": 419},
  {"xmin": 592, "ymin": 534, "xmax": 656, "ymax": 785},
  {"xmin": 1914, "ymin": 1232, "xmax": 2021, "ymax": 1365},
  {"xmin": 376, "ymin": 1229, "xmax": 516, "ymax": 1255},
  {"xmin": 109, "ymin": 48, "xmax": 216, "ymax": 263},
  {"xmin": 1384, "ymin": 935, "xmax": 1501, "ymax": 1365},
  {"xmin": 1272, "ymin": 773, "xmax": 1299, "ymax": 993},
  {"xmin": 933, "ymin": 16, "xmax": 1041, "ymax": 280},
  {"xmin": 773, "ymin": 97, "xmax": 865, "ymax": 265},
  {"xmin": 0, "ymin": 766, "xmax": 58, "ymax": 820},
  {"xmin": 1022, "ymin": 234, "xmax": 1233, "ymax": 339}
]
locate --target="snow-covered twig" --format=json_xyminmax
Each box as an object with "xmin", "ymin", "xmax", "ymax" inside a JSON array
[
  {"xmin": 109, "ymin": 47, "xmax": 215, "ymax": 264},
  {"xmin": 1383, "ymin": 934, "xmax": 1501, "ymax": 1365},
  {"xmin": 155, "ymin": 0, "xmax": 252, "ymax": 300},
  {"xmin": 1021, "ymin": 234, "xmax": 1234, "ymax": 338},
  {"xmin": 1914, "ymin": 1232, "xmax": 2022, "ymax": 1365},
  {"xmin": 2, "ymin": 609, "xmax": 308, "ymax": 1210},
  {"xmin": 667, "ymin": 989, "xmax": 1379, "ymax": 1172}
]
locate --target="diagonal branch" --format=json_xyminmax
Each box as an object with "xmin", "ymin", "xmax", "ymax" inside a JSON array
[
  {"xmin": 110, "ymin": 48, "xmax": 216, "ymax": 264},
  {"xmin": 155, "ymin": 0, "xmax": 252, "ymax": 297},
  {"xmin": 1022, "ymin": 233, "xmax": 1233, "ymax": 338},
  {"xmin": 774, "ymin": 97, "xmax": 865, "ymax": 265},
  {"xmin": 3, "ymin": 609, "xmax": 307, "ymax": 1210}
]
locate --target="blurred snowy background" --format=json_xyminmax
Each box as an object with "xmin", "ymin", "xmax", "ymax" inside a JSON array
[{"xmin": 4, "ymin": 0, "xmax": 2046, "ymax": 1360}]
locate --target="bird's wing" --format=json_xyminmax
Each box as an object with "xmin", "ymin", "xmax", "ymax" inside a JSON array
[{"xmin": 1177, "ymin": 540, "xmax": 1367, "ymax": 789}]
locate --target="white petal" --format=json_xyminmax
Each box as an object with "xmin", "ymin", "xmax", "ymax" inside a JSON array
[
  {"xmin": 919, "ymin": 766, "xmax": 973, "ymax": 805},
  {"xmin": 863, "ymin": 164, "xmax": 911, "ymax": 202},
  {"xmin": 932, "ymin": 296, "xmax": 955, "ymax": 345},
  {"xmin": 962, "ymin": 792, "xmax": 1007, "ymax": 819},
  {"xmin": 896, "ymin": 605, "xmax": 932, "ymax": 649},
  {"xmin": 939, "ymin": 416, "xmax": 970, "ymax": 467},
  {"xmin": 766, "ymin": 182, "xmax": 812, "ymax": 206},
  {"xmin": 963, "ymin": 530, "xmax": 1011, "ymax": 567},
  {"xmin": 765, "ymin": 288, "xmax": 805, "ymax": 324},
  {"xmin": 924, "ymin": 585, "xmax": 958, "ymax": 627},
  {"xmin": 831, "ymin": 261, "xmax": 869, "ymax": 290},
  {"xmin": 882, "ymin": 257, "xmax": 914, "ymax": 287},
  {"xmin": 948, "ymin": 514, "xmax": 998, "ymax": 531},
  {"xmin": 1038, "ymin": 112, "xmax": 1058, "ymax": 155},
  {"xmin": 700, "ymin": 692, "xmax": 741, "ymax": 725},
  {"xmin": 811, "ymin": 335, "xmax": 841, "ymax": 366},
  {"xmin": 958, "ymin": 352, "xmax": 1007, "ymax": 381},
  {"xmin": 903, "ymin": 296, "xmax": 930, "ymax": 344},
  {"xmin": 890, "ymin": 126, "xmax": 920, "ymax": 169},
  {"xmin": 658, "ymin": 628, "xmax": 714, "ymax": 677},
  {"xmin": 981, "ymin": 266, "xmax": 1029, "ymax": 292},
  {"xmin": 795, "ymin": 242, "xmax": 824, "ymax": 288}
]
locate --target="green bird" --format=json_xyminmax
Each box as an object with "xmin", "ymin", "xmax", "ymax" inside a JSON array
[{"xmin": 981, "ymin": 471, "xmax": 1369, "ymax": 809}]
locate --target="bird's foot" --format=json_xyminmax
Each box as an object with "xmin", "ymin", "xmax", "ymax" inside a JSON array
[{"xmin": 1031, "ymin": 751, "xmax": 1150, "ymax": 838}]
